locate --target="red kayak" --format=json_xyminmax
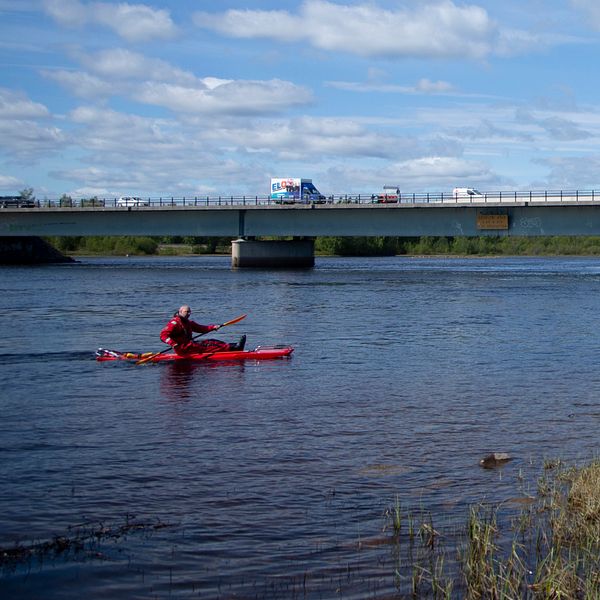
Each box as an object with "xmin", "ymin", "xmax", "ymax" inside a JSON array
[{"xmin": 96, "ymin": 345, "xmax": 294, "ymax": 363}]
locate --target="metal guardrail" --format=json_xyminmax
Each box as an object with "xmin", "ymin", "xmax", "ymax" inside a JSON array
[{"xmin": 6, "ymin": 190, "xmax": 600, "ymax": 209}]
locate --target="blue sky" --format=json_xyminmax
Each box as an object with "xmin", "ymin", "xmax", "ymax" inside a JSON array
[{"xmin": 2, "ymin": 0, "xmax": 600, "ymax": 198}]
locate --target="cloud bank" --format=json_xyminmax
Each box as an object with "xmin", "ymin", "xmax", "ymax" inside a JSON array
[
  {"xmin": 194, "ymin": 0, "xmax": 496, "ymax": 59},
  {"xmin": 43, "ymin": 0, "xmax": 177, "ymax": 41}
]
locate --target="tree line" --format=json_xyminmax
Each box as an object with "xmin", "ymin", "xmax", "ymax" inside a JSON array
[
  {"xmin": 316, "ymin": 235, "xmax": 600, "ymax": 256},
  {"xmin": 43, "ymin": 235, "xmax": 600, "ymax": 256}
]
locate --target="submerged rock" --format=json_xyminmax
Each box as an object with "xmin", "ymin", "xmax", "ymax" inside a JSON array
[{"xmin": 480, "ymin": 452, "xmax": 512, "ymax": 468}]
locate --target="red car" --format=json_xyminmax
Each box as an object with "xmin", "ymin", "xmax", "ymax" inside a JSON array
[{"xmin": 372, "ymin": 194, "xmax": 398, "ymax": 203}]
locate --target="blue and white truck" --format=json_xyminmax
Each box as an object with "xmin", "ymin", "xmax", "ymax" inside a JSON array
[{"xmin": 270, "ymin": 178, "xmax": 326, "ymax": 204}]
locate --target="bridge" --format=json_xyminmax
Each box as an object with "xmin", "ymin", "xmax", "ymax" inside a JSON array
[{"xmin": 3, "ymin": 190, "xmax": 600, "ymax": 266}]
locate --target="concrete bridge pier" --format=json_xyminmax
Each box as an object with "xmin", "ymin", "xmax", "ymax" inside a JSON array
[{"xmin": 231, "ymin": 238, "xmax": 315, "ymax": 268}]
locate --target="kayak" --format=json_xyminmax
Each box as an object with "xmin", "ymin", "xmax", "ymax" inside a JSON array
[{"xmin": 95, "ymin": 345, "xmax": 294, "ymax": 363}]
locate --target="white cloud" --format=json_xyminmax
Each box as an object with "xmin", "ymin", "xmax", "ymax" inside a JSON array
[
  {"xmin": 56, "ymin": 105, "xmax": 429, "ymax": 195},
  {"xmin": 327, "ymin": 78, "xmax": 455, "ymax": 95},
  {"xmin": 93, "ymin": 2, "xmax": 177, "ymax": 42},
  {"xmin": 194, "ymin": 115, "xmax": 419, "ymax": 161},
  {"xmin": 320, "ymin": 155, "xmax": 499, "ymax": 192},
  {"xmin": 195, "ymin": 8, "xmax": 302, "ymax": 43},
  {"xmin": 42, "ymin": 69, "xmax": 115, "ymax": 100},
  {"xmin": 494, "ymin": 27, "xmax": 586, "ymax": 58},
  {"xmin": 533, "ymin": 155, "xmax": 600, "ymax": 189},
  {"xmin": 42, "ymin": 0, "xmax": 177, "ymax": 42},
  {"xmin": 53, "ymin": 106, "xmax": 273, "ymax": 196},
  {"xmin": 416, "ymin": 79, "xmax": 454, "ymax": 94},
  {"xmin": 571, "ymin": 0, "xmax": 600, "ymax": 30},
  {"xmin": 0, "ymin": 119, "xmax": 66, "ymax": 160},
  {"xmin": 69, "ymin": 105, "xmax": 179, "ymax": 150},
  {"xmin": 42, "ymin": 49, "xmax": 313, "ymax": 116},
  {"xmin": 43, "ymin": 0, "xmax": 88, "ymax": 27},
  {"xmin": 135, "ymin": 79, "xmax": 313, "ymax": 115},
  {"xmin": 516, "ymin": 108, "xmax": 594, "ymax": 141},
  {"xmin": 386, "ymin": 156, "xmax": 491, "ymax": 181},
  {"xmin": 0, "ymin": 174, "xmax": 23, "ymax": 191},
  {"xmin": 0, "ymin": 88, "xmax": 50, "ymax": 119},
  {"xmin": 76, "ymin": 48, "xmax": 197, "ymax": 85},
  {"xmin": 537, "ymin": 116, "xmax": 592, "ymax": 141},
  {"xmin": 0, "ymin": 89, "xmax": 65, "ymax": 160},
  {"xmin": 195, "ymin": 0, "xmax": 496, "ymax": 59}
]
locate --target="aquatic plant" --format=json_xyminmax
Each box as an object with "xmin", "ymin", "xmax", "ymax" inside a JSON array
[
  {"xmin": 0, "ymin": 516, "xmax": 170, "ymax": 572},
  {"xmin": 385, "ymin": 459, "xmax": 600, "ymax": 598}
]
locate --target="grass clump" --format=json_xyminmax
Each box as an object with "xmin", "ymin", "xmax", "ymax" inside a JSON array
[{"xmin": 385, "ymin": 459, "xmax": 600, "ymax": 598}]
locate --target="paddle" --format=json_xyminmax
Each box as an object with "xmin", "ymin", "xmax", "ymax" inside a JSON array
[{"xmin": 135, "ymin": 313, "xmax": 247, "ymax": 365}]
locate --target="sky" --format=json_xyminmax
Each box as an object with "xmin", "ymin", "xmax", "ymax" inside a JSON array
[{"xmin": 2, "ymin": 0, "xmax": 600, "ymax": 198}]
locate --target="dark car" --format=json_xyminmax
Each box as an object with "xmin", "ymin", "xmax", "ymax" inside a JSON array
[{"xmin": 0, "ymin": 196, "xmax": 35, "ymax": 208}]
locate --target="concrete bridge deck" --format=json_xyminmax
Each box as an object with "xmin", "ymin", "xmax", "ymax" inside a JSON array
[{"xmin": 2, "ymin": 198, "xmax": 600, "ymax": 238}]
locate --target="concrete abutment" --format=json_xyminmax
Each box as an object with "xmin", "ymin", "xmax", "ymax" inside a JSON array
[
  {"xmin": 0, "ymin": 236, "xmax": 75, "ymax": 265},
  {"xmin": 231, "ymin": 238, "xmax": 315, "ymax": 268}
]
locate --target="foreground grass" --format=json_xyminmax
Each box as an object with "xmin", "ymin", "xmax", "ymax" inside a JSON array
[{"xmin": 386, "ymin": 460, "xmax": 600, "ymax": 598}]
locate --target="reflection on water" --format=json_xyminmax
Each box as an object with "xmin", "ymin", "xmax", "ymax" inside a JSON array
[
  {"xmin": 2, "ymin": 256, "xmax": 600, "ymax": 598},
  {"xmin": 160, "ymin": 360, "xmax": 198, "ymax": 402},
  {"xmin": 159, "ymin": 360, "xmax": 248, "ymax": 402}
]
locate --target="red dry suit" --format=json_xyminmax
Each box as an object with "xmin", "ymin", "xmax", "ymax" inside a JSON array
[{"xmin": 160, "ymin": 314, "xmax": 230, "ymax": 355}]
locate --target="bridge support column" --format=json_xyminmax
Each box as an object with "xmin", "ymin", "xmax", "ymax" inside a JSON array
[{"xmin": 231, "ymin": 238, "xmax": 314, "ymax": 268}]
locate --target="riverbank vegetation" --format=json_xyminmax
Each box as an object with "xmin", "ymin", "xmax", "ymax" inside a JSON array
[
  {"xmin": 44, "ymin": 235, "xmax": 600, "ymax": 257},
  {"xmin": 386, "ymin": 459, "xmax": 600, "ymax": 598},
  {"xmin": 45, "ymin": 236, "xmax": 230, "ymax": 256},
  {"xmin": 316, "ymin": 235, "xmax": 600, "ymax": 256}
]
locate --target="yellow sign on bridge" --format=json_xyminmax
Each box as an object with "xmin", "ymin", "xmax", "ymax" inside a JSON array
[{"xmin": 477, "ymin": 214, "xmax": 509, "ymax": 230}]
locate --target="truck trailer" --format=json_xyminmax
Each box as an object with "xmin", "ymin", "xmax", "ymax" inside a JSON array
[{"xmin": 270, "ymin": 178, "xmax": 326, "ymax": 204}]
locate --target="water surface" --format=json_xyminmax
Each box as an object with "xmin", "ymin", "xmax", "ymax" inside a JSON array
[{"xmin": 1, "ymin": 256, "xmax": 599, "ymax": 598}]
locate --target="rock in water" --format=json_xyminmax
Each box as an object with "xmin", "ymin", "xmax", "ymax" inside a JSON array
[{"xmin": 480, "ymin": 453, "xmax": 512, "ymax": 468}]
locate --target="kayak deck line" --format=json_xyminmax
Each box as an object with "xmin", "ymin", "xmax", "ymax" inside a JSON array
[{"xmin": 95, "ymin": 345, "xmax": 294, "ymax": 363}]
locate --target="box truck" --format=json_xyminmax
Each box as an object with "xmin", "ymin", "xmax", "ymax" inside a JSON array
[{"xmin": 270, "ymin": 178, "xmax": 326, "ymax": 204}]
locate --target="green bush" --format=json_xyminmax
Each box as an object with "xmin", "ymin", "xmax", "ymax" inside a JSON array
[
  {"xmin": 315, "ymin": 236, "xmax": 398, "ymax": 256},
  {"xmin": 44, "ymin": 234, "xmax": 600, "ymax": 257},
  {"xmin": 76, "ymin": 236, "xmax": 158, "ymax": 255}
]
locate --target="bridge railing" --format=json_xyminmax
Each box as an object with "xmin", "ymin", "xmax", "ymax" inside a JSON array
[{"xmin": 16, "ymin": 190, "xmax": 600, "ymax": 208}]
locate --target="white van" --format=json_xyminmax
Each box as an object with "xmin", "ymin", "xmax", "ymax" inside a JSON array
[
  {"xmin": 117, "ymin": 196, "xmax": 149, "ymax": 207},
  {"xmin": 451, "ymin": 188, "xmax": 484, "ymax": 200}
]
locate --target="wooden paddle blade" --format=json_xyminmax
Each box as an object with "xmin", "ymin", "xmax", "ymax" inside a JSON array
[{"xmin": 221, "ymin": 313, "xmax": 247, "ymax": 328}]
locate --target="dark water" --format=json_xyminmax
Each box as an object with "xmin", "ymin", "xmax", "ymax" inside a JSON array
[{"xmin": 1, "ymin": 256, "xmax": 600, "ymax": 598}]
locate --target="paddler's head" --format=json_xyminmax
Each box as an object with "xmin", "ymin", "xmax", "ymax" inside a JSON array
[{"xmin": 177, "ymin": 305, "xmax": 192, "ymax": 320}]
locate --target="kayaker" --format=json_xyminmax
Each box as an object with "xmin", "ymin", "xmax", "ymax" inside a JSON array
[{"xmin": 160, "ymin": 305, "xmax": 246, "ymax": 355}]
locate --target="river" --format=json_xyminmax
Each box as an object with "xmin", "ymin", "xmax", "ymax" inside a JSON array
[{"xmin": 1, "ymin": 255, "xmax": 599, "ymax": 598}]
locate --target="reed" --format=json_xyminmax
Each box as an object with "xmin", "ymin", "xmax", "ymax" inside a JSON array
[{"xmin": 385, "ymin": 459, "xmax": 600, "ymax": 598}]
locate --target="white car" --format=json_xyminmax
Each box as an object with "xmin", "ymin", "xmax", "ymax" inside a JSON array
[{"xmin": 117, "ymin": 196, "xmax": 149, "ymax": 207}]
